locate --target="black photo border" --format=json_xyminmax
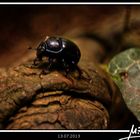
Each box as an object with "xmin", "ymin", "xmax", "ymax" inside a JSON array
[{"xmin": 0, "ymin": 2, "xmax": 139, "ymax": 140}]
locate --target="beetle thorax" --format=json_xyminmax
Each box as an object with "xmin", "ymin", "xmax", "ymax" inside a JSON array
[{"xmin": 47, "ymin": 37, "xmax": 62, "ymax": 52}]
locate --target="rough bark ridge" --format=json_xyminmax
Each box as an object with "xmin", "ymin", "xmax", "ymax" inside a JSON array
[{"xmin": 0, "ymin": 55, "xmax": 138, "ymax": 129}]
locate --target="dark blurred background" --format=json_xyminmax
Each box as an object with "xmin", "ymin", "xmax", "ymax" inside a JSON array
[{"xmin": 0, "ymin": 5, "xmax": 140, "ymax": 67}]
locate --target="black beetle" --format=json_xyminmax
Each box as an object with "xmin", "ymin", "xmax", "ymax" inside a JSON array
[{"xmin": 34, "ymin": 36, "xmax": 81, "ymax": 74}]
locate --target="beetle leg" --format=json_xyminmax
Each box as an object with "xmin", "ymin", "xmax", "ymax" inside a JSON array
[
  {"xmin": 39, "ymin": 58, "xmax": 55, "ymax": 78},
  {"xmin": 34, "ymin": 57, "xmax": 42, "ymax": 66},
  {"xmin": 39, "ymin": 69, "xmax": 48, "ymax": 78},
  {"xmin": 61, "ymin": 59, "xmax": 70, "ymax": 75},
  {"xmin": 47, "ymin": 57, "xmax": 56, "ymax": 70},
  {"xmin": 76, "ymin": 66, "xmax": 91, "ymax": 81}
]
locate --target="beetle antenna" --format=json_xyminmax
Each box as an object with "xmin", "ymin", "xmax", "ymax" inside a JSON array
[
  {"xmin": 28, "ymin": 46, "xmax": 37, "ymax": 50},
  {"xmin": 45, "ymin": 36, "xmax": 50, "ymax": 41}
]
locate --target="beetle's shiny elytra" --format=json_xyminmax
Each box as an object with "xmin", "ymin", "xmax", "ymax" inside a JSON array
[{"xmin": 34, "ymin": 36, "xmax": 81, "ymax": 72}]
